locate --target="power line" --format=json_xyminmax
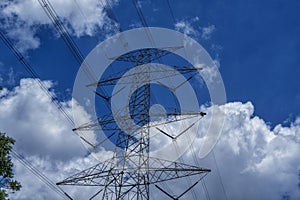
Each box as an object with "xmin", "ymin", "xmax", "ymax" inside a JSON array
[
  {"xmin": 0, "ymin": 31, "xmax": 94, "ymax": 149},
  {"xmin": 0, "ymin": 28, "xmax": 98, "ymax": 200},
  {"xmin": 23, "ymin": 1, "xmax": 212, "ymax": 199},
  {"xmin": 163, "ymin": 2, "xmax": 226, "ymax": 199},
  {"xmin": 67, "ymin": 1, "xmax": 216, "ymax": 199},
  {"xmin": 39, "ymin": 0, "xmax": 140, "ymax": 154},
  {"xmin": 163, "ymin": 2, "xmax": 212, "ymax": 197},
  {"xmin": 38, "ymin": 0, "xmax": 96, "ymax": 83},
  {"xmin": 38, "ymin": 0, "xmax": 127, "ymax": 117},
  {"xmin": 129, "ymin": 2, "xmax": 212, "ymax": 199},
  {"xmin": 11, "ymin": 149, "xmax": 72, "ymax": 200},
  {"xmin": 187, "ymin": 135, "xmax": 211, "ymax": 200},
  {"xmin": 173, "ymin": 142, "xmax": 198, "ymax": 200},
  {"xmin": 0, "ymin": 32, "xmax": 74, "ymax": 127},
  {"xmin": 131, "ymin": 0, "xmax": 158, "ymax": 48},
  {"xmin": 132, "ymin": 0, "xmax": 149, "ymax": 28},
  {"xmin": 185, "ymin": 129, "xmax": 211, "ymax": 200},
  {"xmin": 37, "ymin": 0, "xmax": 133, "ymax": 151},
  {"xmin": 99, "ymin": 0, "xmax": 123, "ymax": 32},
  {"xmin": 212, "ymin": 150, "xmax": 229, "ymax": 200},
  {"xmin": 166, "ymin": 0, "xmax": 176, "ymax": 23}
]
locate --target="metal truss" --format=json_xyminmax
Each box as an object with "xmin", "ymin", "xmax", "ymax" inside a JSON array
[
  {"xmin": 108, "ymin": 46, "xmax": 183, "ymax": 64},
  {"xmin": 58, "ymin": 47, "xmax": 210, "ymax": 199},
  {"xmin": 57, "ymin": 157, "xmax": 210, "ymax": 187}
]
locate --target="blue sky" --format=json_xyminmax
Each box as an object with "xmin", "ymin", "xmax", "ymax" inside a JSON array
[
  {"xmin": 0, "ymin": 0, "xmax": 300, "ymax": 199},
  {"xmin": 1, "ymin": 0, "xmax": 299, "ymax": 126}
]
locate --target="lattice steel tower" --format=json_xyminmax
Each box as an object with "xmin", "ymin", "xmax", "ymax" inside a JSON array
[{"xmin": 57, "ymin": 47, "xmax": 211, "ymax": 199}]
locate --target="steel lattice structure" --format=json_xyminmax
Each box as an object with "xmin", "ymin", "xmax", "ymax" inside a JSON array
[{"xmin": 57, "ymin": 47, "xmax": 211, "ymax": 199}]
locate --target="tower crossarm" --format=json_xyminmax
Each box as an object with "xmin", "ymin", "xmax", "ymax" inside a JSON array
[
  {"xmin": 72, "ymin": 111, "xmax": 206, "ymax": 132},
  {"xmin": 56, "ymin": 158, "xmax": 117, "ymax": 186},
  {"xmin": 57, "ymin": 45, "xmax": 211, "ymax": 199},
  {"xmin": 56, "ymin": 157, "xmax": 210, "ymax": 187},
  {"xmin": 147, "ymin": 158, "xmax": 211, "ymax": 184},
  {"xmin": 86, "ymin": 66, "xmax": 202, "ymax": 87},
  {"xmin": 108, "ymin": 46, "xmax": 183, "ymax": 64}
]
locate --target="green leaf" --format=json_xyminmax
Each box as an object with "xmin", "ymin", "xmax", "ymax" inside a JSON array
[{"xmin": 0, "ymin": 132, "xmax": 21, "ymax": 199}]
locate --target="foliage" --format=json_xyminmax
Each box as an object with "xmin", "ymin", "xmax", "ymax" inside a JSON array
[{"xmin": 0, "ymin": 132, "xmax": 21, "ymax": 199}]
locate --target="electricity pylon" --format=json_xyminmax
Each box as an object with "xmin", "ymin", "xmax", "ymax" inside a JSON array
[{"xmin": 57, "ymin": 47, "xmax": 211, "ymax": 199}]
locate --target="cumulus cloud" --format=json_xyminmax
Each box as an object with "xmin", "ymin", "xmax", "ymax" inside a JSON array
[
  {"xmin": 146, "ymin": 101, "xmax": 300, "ymax": 200},
  {"xmin": 193, "ymin": 102, "xmax": 300, "ymax": 200},
  {"xmin": 11, "ymin": 155, "xmax": 99, "ymax": 200},
  {"xmin": 0, "ymin": 78, "xmax": 99, "ymax": 199},
  {"xmin": 0, "ymin": 78, "xmax": 84, "ymax": 160},
  {"xmin": 0, "ymin": 0, "xmax": 118, "ymax": 52},
  {"xmin": 0, "ymin": 78, "xmax": 299, "ymax": 199}
]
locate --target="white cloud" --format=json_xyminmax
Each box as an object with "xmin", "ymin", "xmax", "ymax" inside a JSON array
[
  {"xmin": 145, "ymin": 101, "xmax": 299, "ymax": 199},
  {"xmin": 175, "ymin": 17, "xmax": 216, "ymax": 40},
  {"xmin": 11, "ymin": 155, "xmax": 99, "ymax": 200},
  {"xmin": 0, "ymin": 78, "xmax": 100, "ymax": 199},
  {"xmin": 7, "ymin": 67, "xmax": 16, "ymax": 85},
  {"xmin": 0, "ymin": 66, "xmax": 17, "ymax": 86},
  {"xmin": 201, "ymin": 25, "xmax": 216, "ymax": 40},
  {"xmin": 0, "ymin": 0, "xmax": 117, "ymax": 52},
  {"xmin": 175, "ymin": 17, "xmax": 200, "ymax": 38},
  {"xmin": 128, "ymin": 20, "xmax": 143, "ymax": 29},
  {"xmin": 0, "ymin": 78, "xmax": 85, "ymax": 160},
  {"xmin": 194, "ymin": 102, "xmax": 300, "ymax": 200},
  {"xmin": 0, "ymin": 78, "xmax": 299, "ymax": 199}
]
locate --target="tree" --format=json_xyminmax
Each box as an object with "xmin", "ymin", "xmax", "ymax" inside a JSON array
[{"xmin": 0, "ymin": 132, "xmax": 21, "ymax": 199}]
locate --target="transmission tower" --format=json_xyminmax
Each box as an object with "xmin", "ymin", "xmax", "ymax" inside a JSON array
[{"xmin": 57, "ymin": 47, "xmax": 211, "ymax": 199}]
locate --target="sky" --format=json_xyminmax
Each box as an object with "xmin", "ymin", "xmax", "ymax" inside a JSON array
[{"xmin": 0, "ymin": 0, "xmax": 299, "ymax": 199}]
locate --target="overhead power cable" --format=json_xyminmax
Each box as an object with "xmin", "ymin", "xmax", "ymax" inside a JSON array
[
  {"xmin": 0, "ymin": 32, "xmax": 74, "ymax": 127},
  {"xmin": 166, "ymin": 0, "xmax": 176, "ymax": 23},
  {"xmin": 129, "ymin": 2, "xmax": 209, "ymax": 199},
  {"xmin": 37, "ymin": 0, "xmax": 137, "ymax": 153},
  {"xmin": 0, "ymin": 31, "xmax": 94, "ymax": 148},
  {"xmin": 165, "ymin": 1, "xmax": 228, "ymax": 198},
  {"xmin": 131, "ymin": 0, "xmax": 158, "ymax": 48},
  {"xmin": 212, "ymin": 150, "xmax": 229, "ymax": 200},
  {"xmin": 37, "ymin": 0, "xmax": 125, "ymax": 116},
  {"xmin": 0, "ymin": 30, "xmax": 99, "ymax": 199},
  {"xmin": 11, "ymin": 149, "xmax": 73, "ymax": 200},
  {"xmin": 132, "ymin": 0, "xmax": 149, "ymax": 28},
  {"xmin": 38, "ymin": 0, "xmax": 96, "ymax": 83}
]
